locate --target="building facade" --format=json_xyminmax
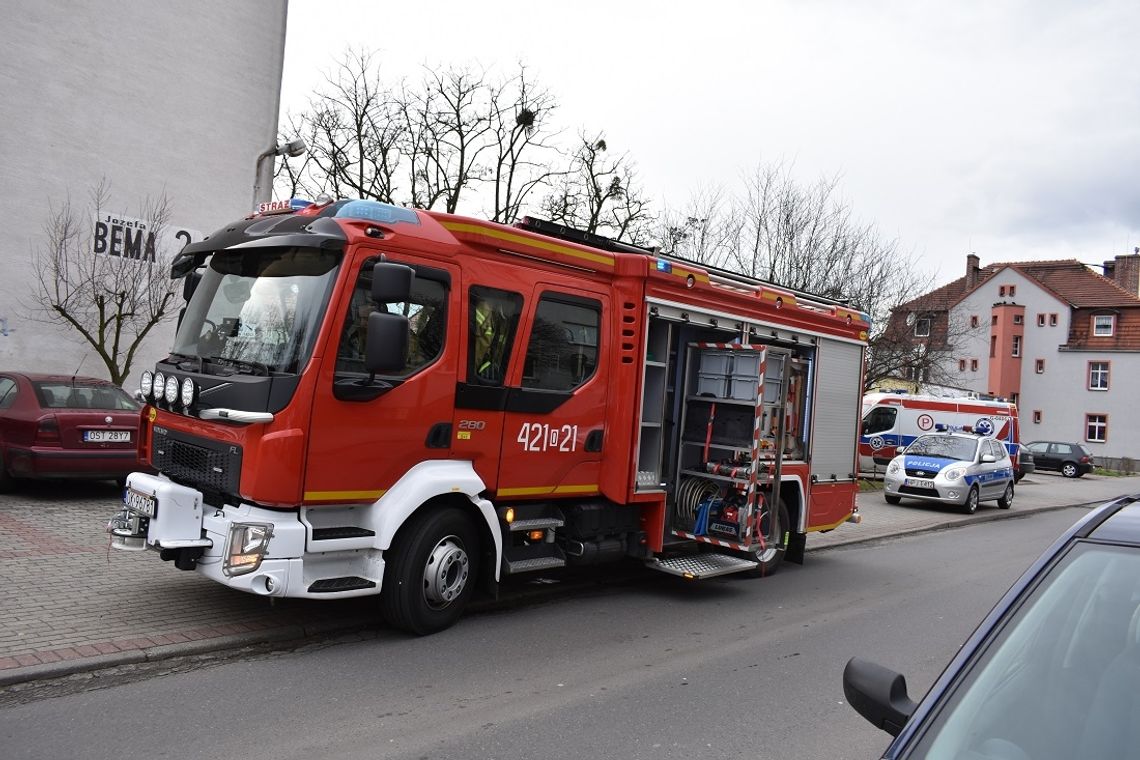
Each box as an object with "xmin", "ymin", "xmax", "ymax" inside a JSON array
[
  {"xmin": 1, "ymin": 1, "xmax": 289, "ymax": 384},
  {"xmin": 892, "ymin": 253, "xmax": 1140, "ymax": 463}
]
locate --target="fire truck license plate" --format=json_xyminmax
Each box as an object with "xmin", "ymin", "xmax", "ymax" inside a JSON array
[
  {"xmin": 904, "ymin": 478, "xmax": 936, "ymax": 490},
  {"xmin": 124, "ymin": 489, "xmax": 157, "ymax": 517}
]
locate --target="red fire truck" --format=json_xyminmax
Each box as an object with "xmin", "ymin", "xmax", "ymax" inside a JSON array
[{"xmin": 108, "ymin": 198, "xmax": 870, "ymax": 634}]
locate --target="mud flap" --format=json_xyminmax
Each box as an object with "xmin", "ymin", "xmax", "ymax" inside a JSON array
[{"xmin": 786, "ymin": 531, "xmax": 806, "ymax": 565}]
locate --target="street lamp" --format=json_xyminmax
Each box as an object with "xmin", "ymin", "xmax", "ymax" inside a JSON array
[{"xmin": 252, "ymin": 138, "xmax": 307, "ymax": 208}]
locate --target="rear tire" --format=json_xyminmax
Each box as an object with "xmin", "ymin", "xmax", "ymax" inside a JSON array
[
  {"xmin": 885, "ymin": 494, "xmax": 902, "ymax": 505},
  {"xmin": 380, "ymin": 507, "xmax": 480, "ymax": 635},
  {"xmin": 963, "ymin": 485, "xmax": 980, "ymax": 515},
  {"xmin": 0, "ymin": 453, "xmax": 13, "ymax": 493},
  {"xmin": 746, "ymin": 497, "xmax": 790, "ymax": 577},
  {"xmin": 997, "ymin": 482, "xmax": 1014, "ymax": 509},
  {"xmin": 1061, "ymin": 462, "xmax": 1080, "ymax": 478}
]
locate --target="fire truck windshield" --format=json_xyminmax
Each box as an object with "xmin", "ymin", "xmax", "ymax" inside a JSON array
[{"xmin": 172, "ymin": 246, "xmax": 340, "ymax": 375}]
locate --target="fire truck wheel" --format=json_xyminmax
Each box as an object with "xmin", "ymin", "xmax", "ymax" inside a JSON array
[
  {"xmin": 962, "ymin": 485, "xmax": 980, "ymax": 515},
  {"xmin": 746, "ymin": 498, "xmax": 790, "ymax": 577},
  {"xmin": 381, "ymin": 507, "xmax": 480, "ymax": 635}
]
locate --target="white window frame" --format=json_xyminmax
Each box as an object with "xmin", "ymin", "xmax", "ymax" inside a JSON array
[
  {"xmin": 1088, "ymin": 361, "xmax": 1109, "ymax": 390},
  {"xmin": 914, "ymin": 317, "xmax": 931, "ymax": 337},
  {"xmin": 1086, "ymin": 414, "xmax": 1107, "ymax": 443},
  {"xmin": 1011, "ymin": 336, "xmax": 1022, "ymax": 357},
  {"xmin": 1093, "ymin": 315, "xmax": 1115, "ymax": 337}
]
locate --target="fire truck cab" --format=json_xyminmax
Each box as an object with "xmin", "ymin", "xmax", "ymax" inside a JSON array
[{"xmin": 109, "ymin": 199, "xmax": 870, "ymax": 634}]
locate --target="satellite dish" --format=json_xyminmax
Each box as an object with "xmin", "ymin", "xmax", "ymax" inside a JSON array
[{"xmin": 905, "ymin": 313, "xmax": 916, "ymax": 326}]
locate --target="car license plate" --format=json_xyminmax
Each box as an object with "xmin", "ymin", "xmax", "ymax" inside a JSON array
[
  {"xmin": 85, "ymin": 430, "xmax": 131, "ymax": 443},
  {"xmin": 124, "ymin": 489, "xmax": 157, "ymax": 517},
  {"xmin": 904, "ymin": 478, "xmax": 936, "ymax": 490}
]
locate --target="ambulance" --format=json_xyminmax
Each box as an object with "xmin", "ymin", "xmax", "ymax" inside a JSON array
[{"xmin": 859, "ymin": 392, "xmax": 1020, "ymax": 475}]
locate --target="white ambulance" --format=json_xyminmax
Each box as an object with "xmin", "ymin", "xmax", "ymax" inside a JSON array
[{"xmin": 859, "ymin": 392, "xmax": 1022, "ymax": 476}]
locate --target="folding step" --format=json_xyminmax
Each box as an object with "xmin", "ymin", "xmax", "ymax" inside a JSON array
[
  {"xmin": 503, "ymin": 543, "xmax": 567, "ymax": 575},
  {"xmin": 509, "ymin": 516, "xmax": 564, "ymax": 532},
  {"xmin": 647, "ymin": 552, "xmax": 759, "ymax": 579},
  {"xmin": 308, "ymin": 576, "xmax": 377, "ymax": 593},
  {"xmin": 311, "ymin": 526, "xmax": 376, "ymax": 541}
]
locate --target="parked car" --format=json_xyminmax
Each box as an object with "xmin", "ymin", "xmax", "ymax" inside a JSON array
[
  {"xmin": 1014, "ymin": 447, "xmax": 1035, "ymax": 482},
  {"xmin": 0, "ymin": 372, "xmax": 141, "ymax": 490},
  {"xmin": 1025, "ymin": 440, "xmax": 1094, "ymax": 478},
  {"xmin": 844, "ymin": 493, "xmax": 1140, "ymax": 760},
  {"xmin": 883, "ymin": 430, "xmax": 1015, "ymax": 513}
]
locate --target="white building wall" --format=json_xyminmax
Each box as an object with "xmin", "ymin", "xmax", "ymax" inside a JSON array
[
  {"xmin": 1, "ymin": 1, "xmax": 288, "ymax": 385},
  {"xmin": 943, "ymin": 268, "xmax": 1139, "ymax": 460}
]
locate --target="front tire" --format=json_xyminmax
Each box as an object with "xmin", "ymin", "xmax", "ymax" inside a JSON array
[
  {"xmin": 885, "ymin": 494, "xmax": 901, "ymax": 505},
  {"xmin": 997, "ymin": 482, "xmax": 1014, "ymax": 509},
  {"xmin": 381, "ymin": 507, "xmax": 480, "ymax": 635},
  {"xmin": 1061, "ymin": 462, "xmax": 1080, "ymax": 478},
  {"xmin": 963, "ymin": 485, "xmax": 980, "ymax": 515}
]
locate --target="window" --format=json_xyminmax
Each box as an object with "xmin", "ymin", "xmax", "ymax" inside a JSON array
[
  {"xmin": 469, "ymin": 286, "xmax": 524, "ymax": 385},
  {"xmin": 1086, "ymin": 414, "xmax": 1107, "ymax": 443},
  {"xmin": 970, "ymin": 359, "xmax": 978, "ymax": 372},
  {"xmin": 1088, "ymin": 361, "xmax": 1109, "ymax": 390},
  {"xmin": 0, "ymin": 377, "xmax": 16, "ymax": 409},
  {"xmin": 999, "ymin": 286, "xmax": 1006, "ymax": 297},
  {"xmin": 959, "ymin": 359, "xmax": 967, "ymax": 372},
  {"xmin": 991, "ymin": 315, "xmax": 998, "ymax": 326},
  {"xmin": 1093, "ymin": 315, "xmax": 1115, "ymax": 337},
  {"xmin": 970, "ymin": 315, "xmax": 979, "ymax": 328},
  {"xmin": 521, "ymin": 294, "xmax": 600, "ymax": 391},
  {"xmin": 1037, "ymin": 314, "xmax": 1045, "ymax": 326},
  {"xmin": 1013, "ymin": 314, "xmax": 1023, "ymax": 325},
  {"xmin": 1011, "ymin": 336, "xmax": 1022, "ymax": 357},
  {"xmin": 1035, "ymin": 359, "xmax": 1044, "ymax": 374},
  {"xmin": 336, "ymin": 262, "xmax": 449, "ymax": 378},
  {"xmin": 1049, "ymin": 313, "xmax": 1058, "ymax": 326},
  {"xmin": 1033, "ymin": 410, "xmax": 1042, "ymax": 424},
  {"xmin": 990, "ymin": 336, "xmax": 997, "ymax": 358},
  {"xmin": 861, "ymin": 406, "xmax": 898, "ymax": 436},
  {"xmin": 914, "ymin": 317, "xmax": 931, "ymax": 337},
  {"xmin": 1009, "ymin": 285, "xmax": 1016, "ymax": 297}
]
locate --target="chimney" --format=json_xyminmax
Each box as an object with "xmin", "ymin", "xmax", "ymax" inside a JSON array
[
  {"xmin": 966, "ymin": 253, "xmax": 980, "ymax": 289},
  {"xmin": 1111, "ymin": 253, "xmax": 1140, "ymax": 296}
]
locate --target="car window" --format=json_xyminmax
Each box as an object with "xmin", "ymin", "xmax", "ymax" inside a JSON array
[
  {"xmin": 33, "ymin": 382, "xmax": 140, "ymax": 411},
  {"xmin": 0, "ymin": 377, "xmax": 16, "ymax": 409},
  {"xmin": 907, "ymin": 436, "xmax": 978, "ymax": 461},
  {"xmin": 1028, "ymin": 442, "xmax": 1046, "ymax": 455},
  {"xmin": 904, "ymin": 543, "xmax": 1140, "ymax": 760},
  {"xmin": 1054, "ymin": 443, "xmax": 1073, "ymax": 456},
  {"xmin": 862, "ymin": 406, "xmax": 897, "ymax": 435}
]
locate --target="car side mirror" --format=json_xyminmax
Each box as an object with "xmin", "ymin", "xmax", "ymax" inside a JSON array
[
  {"xmin": 896, "ymin": 446, "xmax": 906, "ymax": 455},
  {"xmin": 981, "ymin": 454, "xmax": 996, "ymax": 463},
  {"xmin": 843, "ymin": 657, "xmax": 917, "ymax": 737}
]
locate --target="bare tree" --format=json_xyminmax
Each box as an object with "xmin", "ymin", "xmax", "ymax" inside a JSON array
[
  {"xmin": 28, "ymin": 180, "xmax": 178, "ymax": 385},
  {"xmin": 540, "ymin": 133, "xmax": 653, "ymax": 241}
]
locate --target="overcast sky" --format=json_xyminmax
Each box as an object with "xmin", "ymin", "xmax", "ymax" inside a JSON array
[{"xmin": 281, "ymin": 0, "xmax": 1139, "ymax": 289}]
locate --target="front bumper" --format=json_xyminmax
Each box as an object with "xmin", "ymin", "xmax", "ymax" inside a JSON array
[
  {"xmin": 883, "ymin": 473, "xmax": 971, "ymax": 506},
  {"xmin": 107, "ymin": 472, "xmax": 384, "ymax": 599}
]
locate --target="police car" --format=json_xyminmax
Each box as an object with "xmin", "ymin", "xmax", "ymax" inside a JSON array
[{"xmin": 882, "ymin": 428, "xmax": 1015, "ymax": 514}]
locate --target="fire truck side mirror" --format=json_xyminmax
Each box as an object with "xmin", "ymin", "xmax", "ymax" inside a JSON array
[
  {"xmin": 182, "ymin": 272, "xmax": 202, "ymax": 302},
  {"xmin": 371, "ymin": 262, "xmax": 414, "ymax": 303},
  {"xmin": 365, "ymin": 312, "xmax": 409, "ymax": 374}
]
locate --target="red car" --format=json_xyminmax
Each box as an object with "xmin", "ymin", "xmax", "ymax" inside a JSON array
[{"xmin": 0, "ymin": 372, "xmax": 141, "ymax": 490}]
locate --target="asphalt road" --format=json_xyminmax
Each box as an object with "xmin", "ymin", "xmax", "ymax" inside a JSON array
[{"xmin": 0, "ymin": 506, "xmax": 1087, "ymax": 760}]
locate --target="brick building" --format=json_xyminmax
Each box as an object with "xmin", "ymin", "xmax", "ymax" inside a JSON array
[{"xmin": 891, "ymin": 252, "xmax": 1140, "ymax": 461}]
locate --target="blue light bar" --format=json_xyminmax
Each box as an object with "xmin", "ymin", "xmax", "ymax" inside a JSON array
[
  {"xmin": 655, "ymin": 259, "xmax": 673, "ymax": 274},
  {"xmin": 335, "ymin": 200, "xmax": 420, "ymax": 226}
]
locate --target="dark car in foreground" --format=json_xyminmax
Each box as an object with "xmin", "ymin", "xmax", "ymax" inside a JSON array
[
  {"xmin": 1025, "ymin": 440, "xmax": 1094, "ymax": 478},
  {"xmin": 844, "ymin": 494, "xmax": 1140, "ymax": 759},
  {"xmin": 0, "ymin": 372, "xmax": 140, "ymax": 490}
]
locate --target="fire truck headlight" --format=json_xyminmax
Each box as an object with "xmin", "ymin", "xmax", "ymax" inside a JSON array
[
  {"xmin": 140, "ymin": 370, "xmax": 154, "ymax": 400},
  {"xmin": 164, "ymin": 376, "xmax": 179, "ymax": 405},
  {"xmin": 944, "ymin": 468, "xmax": 965, "ymax": 481},
  {"xmin": 223, "ymin": 523, "xmax": 275, "ymax": 577},
  {"xmin": 180, "ymin": 377, "xmax": 196, "ymax": 408},
  {"xmin": 153, "ymin": 372, "xmax": 166, "ymax": 402}
]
